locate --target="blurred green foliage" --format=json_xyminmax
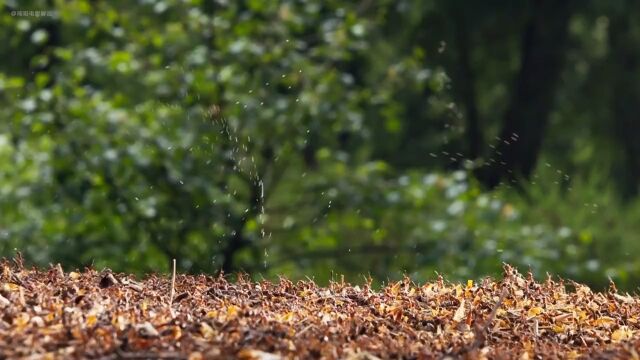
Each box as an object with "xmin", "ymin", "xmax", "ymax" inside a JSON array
[{"xmin": 1, "ymin": 0, "xmax": 640, "ymax": 290}]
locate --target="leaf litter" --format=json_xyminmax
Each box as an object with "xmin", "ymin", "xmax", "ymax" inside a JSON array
[{"xmin": 0, "ymin": 259, "xmax": 639, "ymax": 359}]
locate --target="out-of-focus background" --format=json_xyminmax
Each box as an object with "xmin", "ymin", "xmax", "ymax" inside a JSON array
[{"xmin": 2, "ymin": 0, "xmax": 640, "ymax": 290}]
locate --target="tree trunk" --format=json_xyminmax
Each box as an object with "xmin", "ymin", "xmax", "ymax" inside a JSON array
[
  {"xmin": 477, "ymin": 0, "xmax": 572, "ymax": 188},
  {"xmin": 609, "ymin": 4, "xmax": 640, "ymax": 198},
  {"xmin": 453, "ymin": 10, "xmax": 482, "ymax": 160}
]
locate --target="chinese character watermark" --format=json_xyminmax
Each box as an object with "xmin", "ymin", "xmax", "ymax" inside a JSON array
[{"xmin": 10, "ymin": 10, "xmax": 58, "ymax": 17}]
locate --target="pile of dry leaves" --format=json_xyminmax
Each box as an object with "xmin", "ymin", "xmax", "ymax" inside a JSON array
[{"xmin": 1, "ymin": 257, "xmax": 639, "ymax": 359}]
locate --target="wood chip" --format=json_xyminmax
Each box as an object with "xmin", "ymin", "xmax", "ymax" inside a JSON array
[{"xmin": 99, "ymin": 273, "xmax": 119, "ymax": 288}]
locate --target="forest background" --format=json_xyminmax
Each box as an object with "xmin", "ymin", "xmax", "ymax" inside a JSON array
[{"xmin": 2, "ymin": 0, "xmax": 640, "ymax": 291}]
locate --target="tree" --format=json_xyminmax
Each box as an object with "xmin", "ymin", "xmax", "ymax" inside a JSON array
[
  {"xmin": 0, "ymin": 1, "xmax": 442, "ymax": 274},
  {"xmin": 477, "ymin": 0, "xmax": 573, "ymax": 188},
  {"xmin": 609, "ymin": 1, "xmax": 640, "ymax": 198}
]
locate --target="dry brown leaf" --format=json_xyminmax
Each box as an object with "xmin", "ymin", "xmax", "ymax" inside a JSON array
[
  {"xmin": 1, "ymin": 260, "xmax": 639, "ymax": 359},
  {"xmin": 453, "ymin": 299, "xmax": 466, "ymax": 322},
  {"xmin": 611, "ymin": 326, "xmax": 634, "ymax": 342},
  {"xmin": 527, "ymin": 306, "xmax": 543, "ymax": 318},
  {"xmin": 238, "ymin": 349, "xmax": 283, "ymax": 360}
]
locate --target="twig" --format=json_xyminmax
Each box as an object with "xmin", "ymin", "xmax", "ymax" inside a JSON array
[
  {"xmin": 468, "ymin": 287, "xmax": 508, "ymax": 352},
  {"xmin": 116, "ymin": 349, "xmax": 186, "ymax": 360},
  {"xmin": 296, "ymin": 324, "xmax": 315, "ymax": 338},
  {"xmin": 169, "ymin": 259, "xmax": 176, "ymax": 307}
]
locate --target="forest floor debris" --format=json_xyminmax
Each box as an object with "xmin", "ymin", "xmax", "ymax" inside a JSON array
[{"xmin": 1, "ymin": 259, "xmax": 639, "ymax": 359}]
